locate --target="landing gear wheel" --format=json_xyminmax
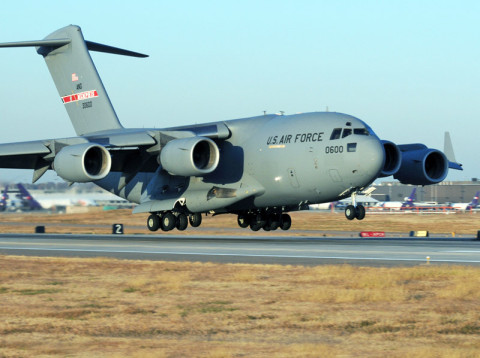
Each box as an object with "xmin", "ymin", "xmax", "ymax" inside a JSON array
[
  {"xmin": 189, "ymin": 213, "xmax": 202, "ymax": 227},
  {"xmin": 237, "ymin": 214, "xmax": 250, "ymax": 228},
  {"xmin": 345, "ymin": 205, "xmax": 356, "ymax": 220},
  {"xmin": 250, "ymin": 222, "xmax": 261, "ymax": 231},
  {"xmin": 280, "ymin": 214, "xmax": 292, "ymax": 231},
  {"xmin": 161, "ymin": 211, "xmax": 176, "ymax": 231},
  {"xmin": 176, "ymin": 213, "xmax": 188, "ymax": 231},
  {"xmin": 269, "ymin": 216, "xmax": 280, "ymax": 231},
  {"xmin": 355, "ymin": 204, "xmax": 366, "ymax": 220},
  {"xmin": 147, "ymin": 214, "xmax": 160, "ymax": 232}
]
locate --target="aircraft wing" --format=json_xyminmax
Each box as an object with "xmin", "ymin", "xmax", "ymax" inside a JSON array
[
  {"xmin": 0, "ymin": 130, "xmax": 157, "ymax": 181},
  {"xmin": 0, "ymin": 141, "xmax": 52, "ymax": 169},
  {"xmin": 0, "ymin": 123, "xmax": 231, "ymax": 183}
]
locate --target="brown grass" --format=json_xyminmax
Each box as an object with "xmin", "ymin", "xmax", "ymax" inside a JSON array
[
  {"xmin": 1, "ymin": 256, "xmax": 480, "ymax": 357},
  {"xmin": 0, "ymin": 209, "xmax": 478, "ymax": 236}
]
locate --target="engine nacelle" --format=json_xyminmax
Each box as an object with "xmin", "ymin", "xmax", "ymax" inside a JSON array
[
  {"xmin": 393, "ymin": 144, "xmax": 448, "ymax": 185},
  {"xmin": 379, "ymin": 140, "xmax": 402, "ymax": 177},
  {"xmin": 159, "ymin": 136, "xmax": 220, "ymax": 176},
  {"xmin": 53, "ymin": 143, "xmax": 112, "ymax": 182}
]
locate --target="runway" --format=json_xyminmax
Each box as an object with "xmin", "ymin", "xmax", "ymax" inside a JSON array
[{"xmin": 0, "ymin": 233, "xmax": 480, "ymax": 266}]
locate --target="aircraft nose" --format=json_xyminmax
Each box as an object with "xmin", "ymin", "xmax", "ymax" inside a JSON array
[
  {"xmin": 360, "ymin": 137, "xmax": 384, "ymax": 180},
  {"xmin": 342, "ymin": 136, "xmax": 384, "ymax": 188}
]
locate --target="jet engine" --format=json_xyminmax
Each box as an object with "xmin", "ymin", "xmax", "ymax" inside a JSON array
[
  {"xmin": 159, "ymin": 136, "xmax": 220, "ymax": 177},
  {"xmin": 393, "ymin": 144, "xmax": 448, "ymax": 185},
  {"xmin": 379, "ymin": 140, "xmax": 402, "ymax": 177},
  {"xmin": 53, "ymin": 143, "xmax": 112, "ymax": 182}
]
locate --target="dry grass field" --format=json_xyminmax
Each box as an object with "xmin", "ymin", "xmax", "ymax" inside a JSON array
[
  {"xmin": 0, "ymin": 210, "xmax": 480, "ymax": 357},
  {"xmin": 0, "ymin": 208, "xmax": 478, "ymax": 236},
  {"xmin": 1, "ymin": 256, "xmax": 480, "ymax": 357}
]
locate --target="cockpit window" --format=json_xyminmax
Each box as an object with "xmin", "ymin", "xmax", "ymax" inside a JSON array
[
  {"xmin": 342, "ymin": 128, "xmax": 352, "ymax": 138},
  {"xmin": 354, "ymin": 128, "xmax": 369, "ymax": 136},
  {"xmin": 330, "ymin": 128, "xmax": 342, "ymax": 140}
]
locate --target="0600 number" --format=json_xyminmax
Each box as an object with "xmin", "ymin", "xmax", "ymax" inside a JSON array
[{"xmin": 325, "ymin": 145, "xmax": 343, "ymax": 154}]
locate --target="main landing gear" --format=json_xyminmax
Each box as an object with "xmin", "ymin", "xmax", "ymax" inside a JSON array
[
  {"xmin": 344, "ymin": 192, "xmax": 366, "ymax": 221},
  {"xmin": 237, "ymin": 211, "xmax": 292, "ymax": 231},
  {"xmin": 146, "ymin": 210, "xmax": 292, "ymax": 232},
  {"xmin": 147, "ymin": 211, "xmax": 202, "ymax": 232}
]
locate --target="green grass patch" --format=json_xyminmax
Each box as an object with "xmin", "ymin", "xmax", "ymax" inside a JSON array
[{"xmin": 15, "ymin": 288, "xmax": 61, "ymax": 296}]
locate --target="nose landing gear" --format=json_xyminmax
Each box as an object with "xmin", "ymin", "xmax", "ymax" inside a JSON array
[{"xmin": 344, "ymin": 192, "xmax": 366, "ymax": 221}]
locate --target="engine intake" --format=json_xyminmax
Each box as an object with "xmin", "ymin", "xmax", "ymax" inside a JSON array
[
  {"xmin": 393, "ymin": 144, "xmax": 448, "ymax": 185},
  {"xmin": 53, "ymin": 143, "xmax": 111, "ymax": 182},
  {"xmin": 379, "ymin": 140, "xmax": 401, "ymax": 177},
  {"xmin": 160, "ymin": 136, "xmax": 220, "ymax": 176}
]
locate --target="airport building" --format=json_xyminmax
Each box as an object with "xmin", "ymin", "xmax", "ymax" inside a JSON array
[{"xmin": 372, "ymin": 180, "xmax": 480, "ymax": 204}]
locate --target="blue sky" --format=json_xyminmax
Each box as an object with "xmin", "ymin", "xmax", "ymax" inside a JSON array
[{"xmin": 0, "ymin": 1, "xmax": 478, "ymax": 183}]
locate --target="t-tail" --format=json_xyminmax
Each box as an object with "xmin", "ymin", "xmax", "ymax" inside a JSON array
[{"xmin": 0, "ymin": 25, "xmax": 148, "ymax": 136}]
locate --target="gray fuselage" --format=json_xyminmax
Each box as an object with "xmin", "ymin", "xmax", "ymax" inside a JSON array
[{"xmin": 97, "ymin": 111, "xmax": 385, "ymax": 214}]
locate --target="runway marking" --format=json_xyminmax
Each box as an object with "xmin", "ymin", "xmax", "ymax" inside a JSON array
[
  {"xmin": 1, "ymin": 246, "xmax": 480, "ymax": 264},
  {"xmin": 444, "ymin": 250, "xmax": 480, "ymax": 253}
]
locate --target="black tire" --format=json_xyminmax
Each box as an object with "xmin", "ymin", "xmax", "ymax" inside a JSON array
[
  {"xmin": 161, "ymin": 211, "xmax": 176, "ymax": 231},
  {"xmin": 355, "ymin": 204, "xmax": 366, "ymax": 220},
  {"xmin": 255, "ymin": 213, "xmax": 266, "ymax": 228},
  {"xmin": 237, "ymin": 214, "xmax": 250, "ymax": 228},
  {"xmin": 147, "ymin": 214, "xmax": 160, "ymax": 232},
  {"xmin": 280, "ymin": 213, "xmax": 292, "ymax": 231},
  {"xmin": 189, "ymin": 213, "xmax": 202, "ymax": 227},
  {"xmin": 269, "ymin": 215, "xmax": 281, "ymax": 231},
  {"xmin": 250, "ymin": 222, "xmax": 261, "ymax": 231},
  {"xmin": 345, "ymin": 205, "xmax": 356, "ymax": 220},
  {"xmin": 176, "ymin": 213, "xmax": 188, "ymax": 231}
]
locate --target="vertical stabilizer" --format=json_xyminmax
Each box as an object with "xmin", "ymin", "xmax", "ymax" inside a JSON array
[
  {"xmin": 444, "ymin": 132, "xmax": 462, "ymax": 170},
  {"xmin": 401, "ymin": 187, "xmax": 416, "ymax": 208},
  {"xmin": 0, "ymin": 25, "xmax": 148, "ymax": 136},
  {"xmin": 39, "ymin": 25, "xmax": 121, "ymax": 135}
]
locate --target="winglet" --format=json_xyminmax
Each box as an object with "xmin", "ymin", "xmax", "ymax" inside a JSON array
[{"xmin": 444, "ymin": 132, "xmax": 462, "ymax": 170}]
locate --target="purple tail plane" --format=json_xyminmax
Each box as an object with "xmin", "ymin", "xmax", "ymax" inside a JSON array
[{"xmin": 15, "ymin": 184, "xmax": 43, "ymax": 210}]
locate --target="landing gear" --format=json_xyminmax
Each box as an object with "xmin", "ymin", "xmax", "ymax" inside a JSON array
[
  {"xmin": 147, "ymin": 209, "xmax": 295, "ymax": 232},
  {"xmin": 280, "ymin": 213, "xmax": 292, "ymax": 230},
  {"xmin": 237, "ymin": 211, "xmax": 292, "ymax": 231},
  {"xmin": 237, "ymin": 214, "xmax": 251, "ymax": 228},
  {"xmin": 161, "ymin": 211, "xmax": 176, "ymax": 231},
  {"xmin": 355, "ymin": 204, "xmax": 366, "ymax": 220},
  {"xmin": 147, "ymin": 213, "xmax": 160, "ymax": 231},
  {"xmin": 147, "ymin": 210, "xmax": 205, "ymax": 232},
  {"xmin": 344, "ymin": 191, "xmax": 366, "ymax": 221},
  {"xmin": 176, "ymin": 213, "xmax": 188, "ymax": 231},
  {"xmin": 189, "ymin": 213, "xmax": 202, "ymax": 227},
  {"xmin": 345, "ymin": 205, "xmax": 356, "ymax": 220}
]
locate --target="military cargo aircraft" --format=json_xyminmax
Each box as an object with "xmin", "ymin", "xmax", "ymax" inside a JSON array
[{"xmin": 0, "ymin": 25, "xmax": 462, "ymax": 232}]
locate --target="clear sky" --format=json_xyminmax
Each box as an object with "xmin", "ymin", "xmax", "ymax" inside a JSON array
[{"xmin": 0, "ymin": 1, "xmax": 478, "ymax": 183}]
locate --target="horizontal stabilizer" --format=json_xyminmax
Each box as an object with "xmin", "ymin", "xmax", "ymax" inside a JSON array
[
  {"xmin": 0, "ymin": 38, "xmax": 148, "ymax": 58},
  {"xmin": 0, "ymin": 38, "xmax": 71, "ymax": 48},
  {"xmin": 85, "ymin": 41, "xmax": 148, "ymax": 58}
]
